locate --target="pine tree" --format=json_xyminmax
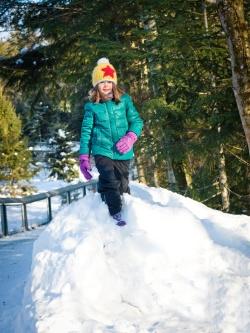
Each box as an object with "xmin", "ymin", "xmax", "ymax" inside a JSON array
[
  {"xmin": 1, "ymin": 0, "xmax": 249, "ymax": 212},
  {"xmin": 0, "ymin": 86, "xmax": 34, "ymax": 186},
  {"xmin": 48, "ymin": 127, "xmax": 78, "ymax": 182}
]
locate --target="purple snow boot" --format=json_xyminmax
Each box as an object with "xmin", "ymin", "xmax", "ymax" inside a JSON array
[{"xmin": 112, "ymin": 212, "xmax": 126, "ymax": 227}]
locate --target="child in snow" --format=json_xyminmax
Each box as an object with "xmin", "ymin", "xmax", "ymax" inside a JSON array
[{"xmin": 79, "ymin": 58, "xmax": 143, "ymax": 226}]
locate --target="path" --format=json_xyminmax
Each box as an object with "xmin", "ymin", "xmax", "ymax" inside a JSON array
[{"xmin": 0, "ymin": 227, "xmax": 45, "ymax": 333}]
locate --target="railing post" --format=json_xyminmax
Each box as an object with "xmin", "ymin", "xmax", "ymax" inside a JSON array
[
  {"xmin": 47, "ymin": 197, "xmax": 52, "ymax": 222},
  {"xmin": 82, "ymin": 185, "xmax": 86, "ymax": 197},
  {"xmin": 1, "ymin": 204, "xmax": 8, "ymax": 236},
  {"xmin": 21, "ymin": 203, "xmax": 29, "ymax": 231},
  {"xmin": 67, "ymin": 191, "xmax": 71, "ymax": 204}
]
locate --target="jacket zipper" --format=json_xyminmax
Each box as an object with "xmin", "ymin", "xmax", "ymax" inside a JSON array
[{"xmin": 104, "ymin": 102, "xmax": 114, "ymax": 158}]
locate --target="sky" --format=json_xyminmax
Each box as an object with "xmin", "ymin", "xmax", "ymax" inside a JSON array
[{"xmin": 1, "ymin": 170, "xmax": 249, "ymax": 333}]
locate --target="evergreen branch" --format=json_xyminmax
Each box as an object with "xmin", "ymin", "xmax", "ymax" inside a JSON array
[
  {"xmin": 225, "ymin": 147, "xmax": 250, "ymax": 166},
  {"xmin": 201, "ymin": 191, "xmax": 221, "ymax": 203},
  {"xmin": 225, "ymin": 186, "xmax": 250, "ymax": 199}
]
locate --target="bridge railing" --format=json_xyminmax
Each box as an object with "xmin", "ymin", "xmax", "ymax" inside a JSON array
[{"xmin": 0, "ymin": 180, "xmax": 98, "ymax": 237}]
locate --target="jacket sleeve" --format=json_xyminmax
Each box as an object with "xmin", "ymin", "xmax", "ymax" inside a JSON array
[
  {"xmin": 79, "ymin": 103, "xmax": 94, "ymax": 155},
  {"xmin": 125, "ymin": 95, "xmax": 143, "ymax": 137}
]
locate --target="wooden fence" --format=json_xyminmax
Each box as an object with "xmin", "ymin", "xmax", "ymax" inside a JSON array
[{"xmin": 0, "ymin": 180, "xmax": 98, "ymax": 237}]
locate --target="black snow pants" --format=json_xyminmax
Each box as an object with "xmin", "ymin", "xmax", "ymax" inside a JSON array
[{"xmin": 94, "ymin": 155, "xmax": 130, "ymax": 216}]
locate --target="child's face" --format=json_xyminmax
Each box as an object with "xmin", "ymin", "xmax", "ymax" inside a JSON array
[{"xmin": 98, "ymin": 81, "xmax": 113, "ymax": 95}]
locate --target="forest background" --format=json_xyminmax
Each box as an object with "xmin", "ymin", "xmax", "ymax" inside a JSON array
[{"xmin": 0, "ymin": 0, "xmax": 249, "ymax": 214}]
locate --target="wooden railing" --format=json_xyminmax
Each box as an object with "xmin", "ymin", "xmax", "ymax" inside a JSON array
[{"xmin": 0, "ymin": 180, "xmax": 98, "ymax": 237}]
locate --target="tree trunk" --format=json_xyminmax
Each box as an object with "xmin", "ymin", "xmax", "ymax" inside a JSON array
[
  {"xmin": 135, "ymin": 155, "xmax": 146, "ymax": 184},
  {"xmin": 182, "ymin": 162, "xmax": 193, "ymax": 189},
  {"xmin": 218, "ymin": 144, "xmax": 230, "ymax": 211},
  {"xmin": 216, "ymin": 0, "xmax": 250, "ymax": 155},
  {"xmin": 167, "ymin": 155, "xmax": 178, "ymax": 191},
  {"xmin": 151, "ymin": 155, "xmax": 160, "ymax": 187}
]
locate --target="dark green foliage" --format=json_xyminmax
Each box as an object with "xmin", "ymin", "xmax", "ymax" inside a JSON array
[{"xmin": 0, "ymin": 86, "xmax": 35, "ymax": 185}]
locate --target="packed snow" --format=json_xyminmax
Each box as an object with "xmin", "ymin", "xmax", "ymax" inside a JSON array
[{"xmin": 16, "ymin": 182, "xmax": 250, "ymax": 333}]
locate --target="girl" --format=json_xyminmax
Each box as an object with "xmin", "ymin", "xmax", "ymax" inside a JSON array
[{"xmin": 79, "ymin": 58, "xmax": 143, "ymax": 226}]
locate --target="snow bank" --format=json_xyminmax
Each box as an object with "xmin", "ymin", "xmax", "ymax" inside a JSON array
[{"xmin": 17, "ymin": 183, "xmax": 250, "ymax": 333}]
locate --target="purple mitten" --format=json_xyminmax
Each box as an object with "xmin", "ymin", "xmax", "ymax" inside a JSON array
[
  {"xmin": 79, "ymin": 154, "xmax": 92, "ymax": 180},
  {"xmin": 116, "ymin": 131, "xmax": 137, "ymax": 154}
]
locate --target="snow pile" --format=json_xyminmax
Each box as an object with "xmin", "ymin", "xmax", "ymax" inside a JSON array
[{"xmin": 18, "ymin": 183, "xmax": 250, "ymax": 333}]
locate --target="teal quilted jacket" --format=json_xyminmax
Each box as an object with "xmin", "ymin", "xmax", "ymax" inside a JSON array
[{"xmin": 79, "ymin": 94, "xmax": 143, "ymax": 160}]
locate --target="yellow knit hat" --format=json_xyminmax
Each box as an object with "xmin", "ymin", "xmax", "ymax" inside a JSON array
[{"xmin": 92, "ymin": 58, "xmax": 117, "ymax": 87}]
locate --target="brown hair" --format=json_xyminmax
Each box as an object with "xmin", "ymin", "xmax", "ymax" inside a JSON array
[{"xmin": 88, "ymin": 83, "xmax": 125, "ymax": 103}]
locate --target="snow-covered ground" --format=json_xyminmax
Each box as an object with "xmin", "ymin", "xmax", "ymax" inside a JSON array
[
  {"xmin": 0, "ymin": 166, "xmax": 99, "ymax": 333},
  {"xmin": 0, "ymin": 227, "xmax": 45, "ymax": 333},
  {"xmin": 10, "ymin": 181, "xmax": 250, "ymax": 333}
]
